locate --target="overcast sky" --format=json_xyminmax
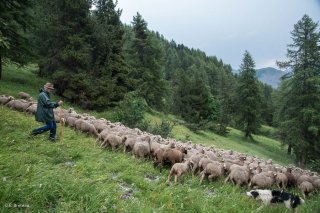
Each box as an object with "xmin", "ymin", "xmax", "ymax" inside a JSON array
[{"xmin": 116, "ymin": 0, "xmax": 320, "ymax": 70}]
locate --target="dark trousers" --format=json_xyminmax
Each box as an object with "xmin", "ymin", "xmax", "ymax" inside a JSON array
[{"xmin": 32, "ymin": 120, "xmax": 56, "ymax": 139}]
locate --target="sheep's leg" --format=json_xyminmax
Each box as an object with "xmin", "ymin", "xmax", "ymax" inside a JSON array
[
  {"xmin": 100, "ymin": 140, "xmax": 105, "ymax": 149},
  {"xmin": 95, "ymin": 138, "xmax": 100, "ymax": 145},
  {"xmin": 277, "ymin": 182, "xmax": 281, "ymax": 189},
  {"xmin": 192, "ymin": 166, "xmax": 196, "ymax": 175},
  {"xmin": 199, "ymin": 172, "xmax": 205, "ymax": 185},
  {"xmin": 175, "ymin": 172, "xmax": 181, "ymax": 184},
  {"xmin": 224, "ymin": 174, "xmax": 230, "ymax": 184},
  {"xmin": 167, "ymin": 170, "xmax": 173, "ymax": 183},
  {"xmin": 283, "ymin": 182, "xmax": 287, "ymax": 190},
  {"xmin": 208, "ymin": 174, "xmax": 215, "ymax": 182}
]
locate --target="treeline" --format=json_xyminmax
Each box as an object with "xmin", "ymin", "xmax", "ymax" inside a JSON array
[{"xmin": 1, "ymin": 1, "xmax": 319, "ymax": 168}]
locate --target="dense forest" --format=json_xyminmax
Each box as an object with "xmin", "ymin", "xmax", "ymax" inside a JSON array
[{"xmin": 1, "ymin": 0, "xmax": 319, "ymax": 168}]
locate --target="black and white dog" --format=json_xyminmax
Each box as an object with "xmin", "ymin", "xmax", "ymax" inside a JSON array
[{"xmin": 246, "ymin": 189, "xmax": 305, "ymax": 212}]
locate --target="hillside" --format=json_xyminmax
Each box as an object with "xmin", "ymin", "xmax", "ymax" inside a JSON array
[
  {"xmin": 256, "ymin": 67, "xmax": 286, "ymax": 88},
  {"xmin": 1, "ymin": 64, "xmax": 320, "ymax": 212}
]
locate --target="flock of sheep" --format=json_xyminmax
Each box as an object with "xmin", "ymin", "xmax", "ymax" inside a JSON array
[{"xmin": 1, "ymin": 92, "xmax": 320, "ymax": 200}]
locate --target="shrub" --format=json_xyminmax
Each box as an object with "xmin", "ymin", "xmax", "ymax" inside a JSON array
[
  {"xmin": 149, "ymin": 120, "xmax": 175, "ymax": 138},
  {"xmin": 116, "ymin": 94, "xmax": 147, "ymax": 128}
]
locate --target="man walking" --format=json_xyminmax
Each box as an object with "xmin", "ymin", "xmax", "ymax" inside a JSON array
[{"xmin": 31, "ymin": 82, "xmax": 63, "ymax": 142}]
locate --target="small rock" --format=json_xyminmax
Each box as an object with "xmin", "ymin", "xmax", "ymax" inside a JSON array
[{"xmin": 64, "ymin": 161, "xmax": 75, "ymax": 167}]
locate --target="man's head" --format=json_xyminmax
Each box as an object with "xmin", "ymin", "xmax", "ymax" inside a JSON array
[{"xmin": 44, "ymin": 82, "xmax": 54, "ymax": 92}]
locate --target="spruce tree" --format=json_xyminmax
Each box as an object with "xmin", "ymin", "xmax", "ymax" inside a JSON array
[
  {"xmin": 129, "ymin": 13, "xmax": 167, "ymax": 109},
  {"xmin": 276, "ymin": 15, "xmax": 320, "ymax": 166},
  {"xmin": 90, "ymin": 0, "xmax": 129, "ymax": 108},
  {"xmin": 33, "ymin": 0, "xmax": 93, "ymax": 106},
  {"xmin": 236, "ymin": 51, "xmax": 261, "ymax": 140},
  {"xmin": 0, "ymin": 0, "xmax": 33, "ymax": 79}
]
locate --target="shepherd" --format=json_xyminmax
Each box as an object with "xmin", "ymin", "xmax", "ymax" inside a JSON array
[{"xmin": 31, "ymin": 82, "xmax": 63, "ymax": 142}]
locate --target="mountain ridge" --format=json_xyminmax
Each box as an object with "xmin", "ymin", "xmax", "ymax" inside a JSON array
[{"xmin": 233, "ymin": 67, "xmax": 286, "ymax": 88}]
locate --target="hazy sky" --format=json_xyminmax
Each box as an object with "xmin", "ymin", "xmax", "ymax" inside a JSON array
[{"xmin": 116, "ymin": 0, "xmax": 320, "ymax": 69}]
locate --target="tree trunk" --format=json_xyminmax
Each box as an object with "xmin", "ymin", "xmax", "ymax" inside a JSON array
[
  {"xmin": 287, "ymin": 144, "xmax": 292, "ymax": 155},
  {"xmin": 298, "ymin": 152, "xmax": 306, "ymax": 168}
]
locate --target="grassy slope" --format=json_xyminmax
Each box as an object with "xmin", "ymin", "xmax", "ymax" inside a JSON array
[{"xmin": 1, "ymin": 64, "xmax": 319, "ymax": 212}]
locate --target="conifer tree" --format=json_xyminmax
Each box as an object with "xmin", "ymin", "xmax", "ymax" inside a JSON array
[
  {"xmin": 129, "ymin": 13, "xmax": 167, "ymax": 109},
  {"xmin": 276, "ymin": 15, "xmax": 320, "ymax": 166},
  {"xmin": 236, "ymin": 51, "xmax": 261, "ymax": 140},
  {"xmin": 90, "ymin": 0, "xmax": 129, "ymax": 108},
  {"xmin": 0, "ymin": 0, "xmax": 33, "ymax": 79}
]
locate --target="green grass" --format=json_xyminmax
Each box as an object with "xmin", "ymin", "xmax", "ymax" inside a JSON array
[
  {"xmin": 1, "ymin": 63, "xmax": 320, "ymax": 212},
  {"xmin": 1, "ymin": 106, "xmax": 320, "ymax": 212}
]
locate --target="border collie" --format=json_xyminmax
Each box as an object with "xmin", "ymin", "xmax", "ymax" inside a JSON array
[{"xmin": 246, "ymin": 189, "xmax": 305, "ymax": 212}]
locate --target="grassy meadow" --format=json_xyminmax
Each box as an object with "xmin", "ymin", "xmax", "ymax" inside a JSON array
[{"xmin": 1, "ymin": 63, "xmax": 319, "ymax": 212}]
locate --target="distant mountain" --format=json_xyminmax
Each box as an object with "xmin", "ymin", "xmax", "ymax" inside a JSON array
[
  {"xmin": 256, "ymin": 67, "xmax": 286, "ymax": 88},
  {"xmin": 232, "ymin": 67, "xmax": 286, "ymax": 88}
]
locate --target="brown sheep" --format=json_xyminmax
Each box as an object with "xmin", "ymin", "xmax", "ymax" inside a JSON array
[
  {"xmin": 123, "ymin": 136, "xmax": 136, "ymax": 153},
  {"xmin": 167, "ymin": 160, "xmax": 192, "ymax": 184},
  {"xmin": 96, "ymin": 127, "xmax": 112, "ymax": 145},
  {"xmin": 297, "ymin": 175, "xmax": 313, "ymax": 186},
  {"xmin": 285, "ymin": 167, "xmax": 297, "ymax": 187},
  {"xmin": 225, "ymin": 166, "xmax": 251, "ymax": 186},
  {"xmin": 18, "ymin": 92, "xmax": 31, "ymax": 100},
  {"xmin": 198, "ymin": 157, "xmax": 214, "ymax": 173},
  {"xmin": 275, "ymin": 172, "xmax": 288, "ymax": 190},
  {"xmin": 26, "ymin": 103, "xmax": 37, "ymax": 114},
  {"xmin": 6, "ymin": 99, "xmax": 33, "ymax": 112},
  {"xmin": 162, "ymin": 146, "xmax": 187, "ymax": 166},
  {"xmin": 298, "ymin": 181, "xmax": 314, "ymax": 198},
  {"xmin": 0, "ymin": 95, "xmax": 14, "ymax": 105},
  {"xmin": 123, "ymin": 135, "xmax": 149, "ymax": 153},
  {"xmin": 75, "ymin": 119, "xmax": 98, "ymax": 136},
  {"xmin": 150, "ymin": 137, "xmax": 173, "ymax": 157},
  {"xmin": 101, "ymin": 133, "xmax": 126, "ymax": 150},
  {"xmin": 92, "ymin": 120, "xmax": 109, "ymax": 133},
  {"xmin": 132, "ymin": 136, "xmax": 151, "ymax": 158},
  {"xmin": 312, "ymin": 179, "xmax": 320, "ymax": 191},
  {"xmin": 189, "ymin": 153, "xmax": 206, "ymax": 175},
  {"xmin": 65, "ymin": 115, "xmax": 81, "ymax": 128},
  {"xmin": 249, "ymin": 171, "xmax": 276, "ymax": 189},
  {"xmin": 200, "ymin": 162, "xmax": 224, "ymax": 184}
]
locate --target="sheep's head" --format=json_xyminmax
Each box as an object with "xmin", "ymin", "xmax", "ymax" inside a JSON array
[{"xmin": 122, "ymin": 136, "xmax": 128, "ymax": 143}]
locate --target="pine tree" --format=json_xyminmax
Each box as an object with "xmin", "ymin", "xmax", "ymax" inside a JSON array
[
  {"xmin": 236, "ymin": 51, "xmax": 261, "ymax": 140},
  {"xmin": 0, "ymin": 0, "xmax": 33, "ymax": 79},
  {"xmin": 33, "ymin": 0, "xmax": 93, "ymax": 106},
  {"xmin": 90, "ymin": 0, "xmax": 130, "ymax": 108},
  {"xmin": 128, "ymin": 13, "xmax": 167, "ymax": 109},
  {"xmin": 276, "ymin": 15, "xmax": 320, "ymax": 166}
]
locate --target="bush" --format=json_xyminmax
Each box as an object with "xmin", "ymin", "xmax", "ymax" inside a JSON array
[
  {"xmin": 149, "ymin": 120, "xmax": 175, "ymax": 138},
  {"xmin": 206, "ymin": 122, "xmax": 230, "ymax": 136},
  {"xmin": 115, "ymin": 94, "xmax": 147, "ymax": 128},
  {"xmin": 308, "ymin": 159, "xmax": 320, "ymax": 172}
]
